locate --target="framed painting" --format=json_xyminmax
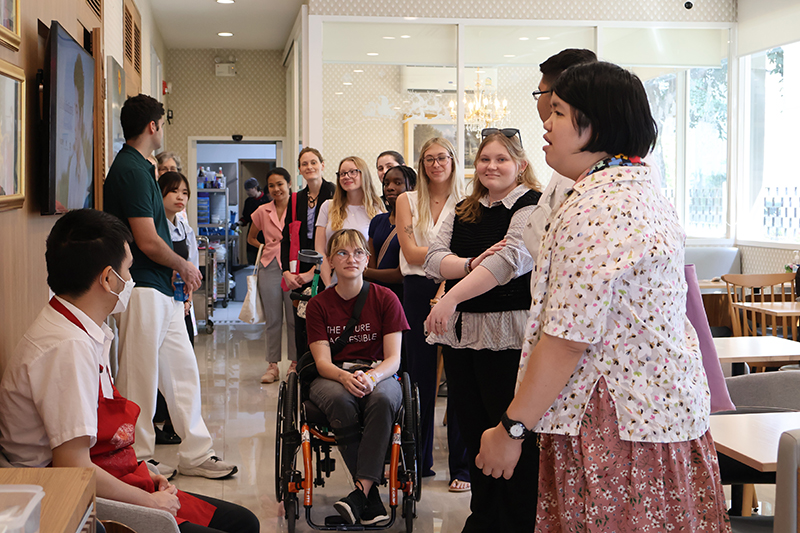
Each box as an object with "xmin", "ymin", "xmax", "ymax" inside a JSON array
[
  {"xmin": 403, "ymin": 118, "xmax": 480, "ymax": 177},
  {"xmin": 0, "ymin": 0, "xmax": 20, "ymax": 51},
  {"xmin": 107, "ymin": 56, "xmax": 126, "ymax": 162},
  {"xmin": 0, "ymin": 59, "xmax": 25, "ymax": 211}
]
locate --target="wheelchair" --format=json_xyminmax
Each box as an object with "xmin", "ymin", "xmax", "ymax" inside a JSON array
[{"xmin": 275, "ymin": 368, "xmax": 422, "ymax": 532}]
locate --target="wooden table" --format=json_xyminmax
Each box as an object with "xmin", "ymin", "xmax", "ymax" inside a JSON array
[
  {"xmin": 0, "ymin": 467, "xmax": 96, "ymax": 533},
  {"xmin": 731, "ymin": 301, "xmax": 800, "ymax": 340},
  {"xmin": 714, "ymin": 336, "xmax": 800, "ymax": 367},
  {"xmin": 698, "ymin": 280, "xmax": 733, "ymax": 331},
  {"xmin": 710, "ymin": 412, "xmax": 800, "ymax": 472}
]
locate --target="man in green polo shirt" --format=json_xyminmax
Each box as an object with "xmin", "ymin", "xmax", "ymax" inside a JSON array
[{"xmin": 104, "ymin": 94, "xmax": 236, "ymax": 480}]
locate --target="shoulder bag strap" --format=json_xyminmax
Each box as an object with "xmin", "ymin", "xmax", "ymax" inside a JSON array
[
  {"xmin": 330, "ymin": 281, "xmax": 371, "ymax": 356},
  {"xmin": 376, "ymin": 227, "xmax": 398, "ymax": 268}
]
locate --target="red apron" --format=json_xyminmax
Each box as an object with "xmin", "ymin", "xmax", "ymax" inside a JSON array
[{"xmin": 49, "ymin": 298, "xmax": 216, "ymax": 526}]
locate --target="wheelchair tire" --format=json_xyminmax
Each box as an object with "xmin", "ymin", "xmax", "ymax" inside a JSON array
[
  {"xmin": 277, "ymin": 374, "xmax": 300, "ymax": 505},
  {"xmin": 401, "ymin": 372, "xmax": 422, "ymax": 503},
  {"xmin": 403, "ymin": 494, "xmax": 415, "ymax": 533},
  {"xmin": 285, "ymin": 494, "xmax": 298, "ymax": 533},
  {"xmin": 274, "ymin": 380, "xmax": 286, "ymax": 502}
]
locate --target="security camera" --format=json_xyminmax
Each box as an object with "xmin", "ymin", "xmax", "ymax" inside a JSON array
[
  {"xmin": 232, "ymin": 134, "xmax": 243, "ymax": 142},
  {"xmin": 684, "ymin": 1, "xmax": 693, "ymax": 9}
]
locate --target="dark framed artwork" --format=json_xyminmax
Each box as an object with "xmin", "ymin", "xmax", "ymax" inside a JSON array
[
  {"xmin": 107, "ymin": 56, "xmax": 126, "ymax": 161},
  {"xmin": 403, "ymin": 118, "xmax": 479, "ymax": 177},
  {"xmin": 0, "ymin": 59, "xmax": 25, "ymax": 211}
]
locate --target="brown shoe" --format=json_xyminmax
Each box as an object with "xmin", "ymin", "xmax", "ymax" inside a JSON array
[
  {"xmin": 287, "ymin": 361, "xmax": 298, "ymax": 375},
  {"xmin": 261, "ymin": 363, "xmax": 279, "ymax": 384}
]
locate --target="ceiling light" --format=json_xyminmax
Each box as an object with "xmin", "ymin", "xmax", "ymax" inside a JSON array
[
  {"xmin": 537, "ymin": 36, "xmax": 550, "ymax": 41},
  {"xmin": 519, "ymin": 37, "xmax": 529, "ymax": 41},
  {"xmin": 400, "ymin": 35, "xmax": 411, "ymax": 39},
  {"xmin": 383, "ymin": 36, "xmax": 395, "ymax": 40},
  {"xmin": 504, "ymin": 54, "xmax": 516, "ymax": 58},
  {"xmin": 403, "ymin": 17, "xmax": 417, "ymax": 20},
  {"xmin": 343, "ymin": 82, "xmax": 352, "ymax": 85},
  {"xmin": 335, "ymin": 92, "xmax": 343, "ymax": 95},
  {"xmin": 367, "ymin": 52, "xmax": 379, "ymax": 56},
  {"xmin": 216, "ymin": 0, "xmax": 234, "ymax": 3},
  {"xmin": 402, "ymin": 100, "xmax": 410, "ymax": 104},
  {"xmin": 393, "ymin": 106, "xmax": 401, "ymax": 110},
  {"xmin": 353, "ymin": 69, "xmax": 364, "ymax": 73},
  {"xmin": 217, "ymin": 32, "xmax": 233, "ymax": 37}
]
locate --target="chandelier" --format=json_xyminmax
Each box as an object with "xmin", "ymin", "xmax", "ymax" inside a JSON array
[{"xmin": 449, "ymin": 70, "xmax": 509, "ymax": 134}]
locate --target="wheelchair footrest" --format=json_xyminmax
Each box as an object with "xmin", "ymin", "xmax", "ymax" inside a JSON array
[{"xmin": 324, "ymin": 515, "xmax": 365, "ymax": 529}]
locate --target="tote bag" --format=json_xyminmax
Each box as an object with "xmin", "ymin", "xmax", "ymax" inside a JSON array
[{"xmin": 239, "ymin": 244, "xmax": 266, "ymax": 324}]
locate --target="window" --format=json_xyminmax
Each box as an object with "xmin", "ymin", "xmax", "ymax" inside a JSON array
[{"xmin": 739, "ymin": 42, "xmax": 800, "ymax": 244}]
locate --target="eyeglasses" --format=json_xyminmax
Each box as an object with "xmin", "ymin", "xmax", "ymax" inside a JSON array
[
  {"xmin": 481, "ymin": 128, "xmax": 523, "ymax": 147},
  {"xmin": 334, "ymin": 249, "xmax": 368, "ymax": 260},
  {"xmin": 336, "ymin": 169, "xmax": 362, "ymax": 179},
  {"xmin": 423, "ymin": 155, "xmax": 452, "ymax": 167},
  {"xmin": 531, "ymin": 89, "xmax": 552, "ymax": 101},
  {"xmin": 158, "ymin": 166, "xmax": 179, "ymax": 173}
]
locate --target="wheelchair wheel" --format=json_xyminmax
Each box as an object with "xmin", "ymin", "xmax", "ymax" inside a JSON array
[
  {"xmin": 401, "ymin": 372, "xmax": 422, "ymax": 503},
  {"xmin": 276, "ymin": 373, "xmax": 300, "ymax": 504},
  {"xmin": 403, "ymin": 494, "xmax": 415, "ymax": 533},
  {"xmin": 285, "ymin": 494, "xmax": 298, "ymax": 533}
]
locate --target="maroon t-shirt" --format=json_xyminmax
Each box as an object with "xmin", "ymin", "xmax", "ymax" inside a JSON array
[{"xmin": 306, "ymin": 283, "xmax": 409, "ymax": 364}]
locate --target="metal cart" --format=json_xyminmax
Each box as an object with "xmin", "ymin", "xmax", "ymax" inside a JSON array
[{"xmin": 194, "ymin": 236, "xmax": 217, "ymax": 333}]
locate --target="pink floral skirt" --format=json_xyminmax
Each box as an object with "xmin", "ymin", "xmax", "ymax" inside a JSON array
[{"xmin": 536, "ymin": 379, "xmax": 731, "ymax": 532}]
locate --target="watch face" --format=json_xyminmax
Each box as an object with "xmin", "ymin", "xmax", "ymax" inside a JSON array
[{"xmin": 510, "ymin": 424, "xmax": 525, "ymax": 438}]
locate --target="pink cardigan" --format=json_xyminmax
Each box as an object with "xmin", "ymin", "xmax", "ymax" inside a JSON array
[{"xmin": 251, "ymin": 202, "xmax": 285, "ymax": 268}]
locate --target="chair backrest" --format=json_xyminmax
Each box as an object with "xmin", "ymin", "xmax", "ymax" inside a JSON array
[
  {"xmin": 722, "ymin": 273, "xmax": 796, "ymax": 337},
  {"xmin": 773, "ymin": 428, "xmax": 800, "ymax": 533},
  {"xmin": 725, "ymin": 372, "xmax": 800, "ymax": 411}
]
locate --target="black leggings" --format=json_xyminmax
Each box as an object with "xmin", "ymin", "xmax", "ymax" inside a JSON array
[{"xmin": 178, "ymin": 492, "xmax": 259, "ymax": 533}]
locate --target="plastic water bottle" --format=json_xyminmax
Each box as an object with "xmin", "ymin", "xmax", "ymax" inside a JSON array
[{"xmin": 174, "ymin": 273, "xmax": 186, "ymax": 302}]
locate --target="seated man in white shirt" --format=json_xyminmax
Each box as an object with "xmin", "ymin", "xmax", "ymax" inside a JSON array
[{"xmin": 0, "ymin": 209, "xmax": 258, "ymax": 533}]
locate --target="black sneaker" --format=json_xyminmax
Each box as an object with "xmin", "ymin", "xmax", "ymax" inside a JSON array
[
  {"xmin": 361, "ymin": 484, "xmax": 389, "ymax": 525},
  {"xmin": 333, "ymin": 487, "xmax": 369, "ymax": 525}
]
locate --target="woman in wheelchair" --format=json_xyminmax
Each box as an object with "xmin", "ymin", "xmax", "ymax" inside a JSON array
[{"xmin": 305, "ymin": 229, "xmax": 410, "ymax": 526}]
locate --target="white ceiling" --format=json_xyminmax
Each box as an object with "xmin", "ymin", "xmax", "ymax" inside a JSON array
[{"xmin": 149, "ymin": 0, "xmax": 306, "ymax": 50}]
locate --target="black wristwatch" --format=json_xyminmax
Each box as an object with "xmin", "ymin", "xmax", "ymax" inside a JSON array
[{"xmin": 501, "ymin": 412, "xmax": 531, "ymax": 440}]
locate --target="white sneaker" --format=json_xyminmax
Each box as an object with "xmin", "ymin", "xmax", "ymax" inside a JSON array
[
  {"xmin": 179, "ymin": 456, "xmax": 238, "ymax": 479},
  {"xmin": 147, "ymin": 459, "xmax": 177, "ymax": 480}
]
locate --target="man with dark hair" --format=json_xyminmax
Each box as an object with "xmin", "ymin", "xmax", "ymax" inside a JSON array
[
  {"xmin": 105, "ymin": 94, "xmax": 237, "ymax": 479},
  {"xmin": 0, "ymin": 209, "xmax": 259, "ymax": 533},
  {"xmin": 239, "ymin": 176, "xmax": 270, "ymax": 265}
]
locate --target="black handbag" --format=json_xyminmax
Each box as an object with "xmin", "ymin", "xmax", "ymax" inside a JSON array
[{"xmin": 296, "ymin": 282, "xmax": 371, "ymax": 384}]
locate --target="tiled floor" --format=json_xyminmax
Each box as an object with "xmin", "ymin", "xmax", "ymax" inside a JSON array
[
  {"xmin": 154, "ymin": 301, "xmax": 778, "ymax": 531},
  {"xmin": 154, "ymin": 301, "xmax": 471, "ymax": 532}
]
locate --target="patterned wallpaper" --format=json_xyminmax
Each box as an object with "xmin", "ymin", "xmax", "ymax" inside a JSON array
[
  {"xmin": 164, "ymin": 49, "xmax": 286, "ymax": 167},
  {"xmin": 309, "ymin": 0, "xmax": 736, "ymax": 22},
  {"xmin": 739, "ymin": 245, "xmax": 798, "ymax": 275}
]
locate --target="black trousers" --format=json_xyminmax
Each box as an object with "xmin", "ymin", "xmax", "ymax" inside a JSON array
[
  {"xmin": 178, "ymin": 492, "xmax": 260, "ymax": 533},
  {"xmin": 443, "ymin": 345, "xmax": 539, "ymax": 533}
]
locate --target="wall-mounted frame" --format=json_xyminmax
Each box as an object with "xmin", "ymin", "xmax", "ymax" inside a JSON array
[
  {"xmin": 0, "ymin": 59, "xmax": 25, "ymax": 211},
  {"xmin": 403, "ymin": 117, "xmax": 479, "ymax": 177},
  {"xmin": 0, "ymin": 0, "xmax": 20, "ymax": 51}
]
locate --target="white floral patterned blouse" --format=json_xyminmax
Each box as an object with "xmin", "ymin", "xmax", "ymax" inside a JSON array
[{"xmin": 518, "ymin": 160, "xmax": 710, "ymax": 443}]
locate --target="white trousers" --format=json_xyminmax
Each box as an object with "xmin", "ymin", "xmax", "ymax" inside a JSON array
[{"xmin": 115, "ymin": 287, "xmax": 214, "ymax": 467}]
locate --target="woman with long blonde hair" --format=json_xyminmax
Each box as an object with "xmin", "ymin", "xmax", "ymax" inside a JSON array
[
  {"xmin": 424, "ymin": 129, "xmax": 541, "ymax": 530},
  {"xmin": 315, "ymin": 156, "xmax": 385, "ymax": 286},
  {"xmin": 394, "ymin": 137, "xmax": 471, "ymax": 492}
]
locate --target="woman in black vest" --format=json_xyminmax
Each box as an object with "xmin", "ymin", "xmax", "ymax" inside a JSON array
[{"xmin": 423, "ymin": 130, "xmax": 541, "ymax": 533}]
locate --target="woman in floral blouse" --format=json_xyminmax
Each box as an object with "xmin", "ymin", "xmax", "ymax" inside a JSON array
[{"xmin": 476, "ymin": 61, "xmax": 730, "ymax": 532}]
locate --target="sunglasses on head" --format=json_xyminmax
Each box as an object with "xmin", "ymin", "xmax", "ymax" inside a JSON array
[{"xmin": 481, "ymin": 128, "xmax": 522, "ymax": 148}]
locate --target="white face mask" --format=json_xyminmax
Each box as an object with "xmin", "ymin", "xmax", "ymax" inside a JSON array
[{"xmin": 109, "ymin": 268, "xmax": 135, "ymax": 314}]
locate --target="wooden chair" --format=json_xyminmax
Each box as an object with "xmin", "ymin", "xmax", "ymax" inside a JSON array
[{"xmin": 723, "ymin": 273, "xmax": 797, "ymax": 339}]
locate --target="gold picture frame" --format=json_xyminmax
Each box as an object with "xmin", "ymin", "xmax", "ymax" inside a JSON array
[
  {"xmin": 403, "ymin": 117, "xmax": 479, "ymax": 177},
  {"xmin": 0, "ymin": 59, "xmax": 25, "ymax": 211},
  {"xmin": 0, "ymin": 0, "xmax": 20, "ymax": 52}
]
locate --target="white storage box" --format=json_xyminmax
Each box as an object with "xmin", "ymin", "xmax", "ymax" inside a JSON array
[{"xmin": 0, "ymin": 485, "xmax": 45, "ymax": 533}]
